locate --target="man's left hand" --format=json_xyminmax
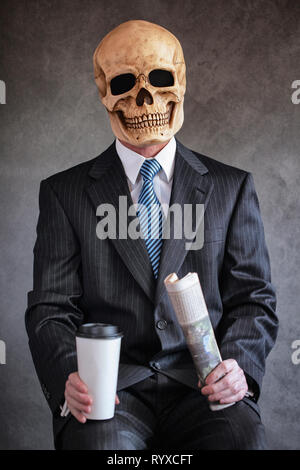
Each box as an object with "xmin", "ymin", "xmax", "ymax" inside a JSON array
[{"xmin": 200, "ymin": 359, "xmax": 248, "ymax": 404}]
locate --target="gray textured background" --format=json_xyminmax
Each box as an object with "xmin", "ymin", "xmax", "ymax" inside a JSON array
[{"xmin": 0, "ymin": 0, "xmax": 299, "ymax": 450}]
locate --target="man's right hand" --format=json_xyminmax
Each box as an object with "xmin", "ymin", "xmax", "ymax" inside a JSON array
[{"xmin": 65, "ymin": 372, "xmax": 120, "ymax": 423}]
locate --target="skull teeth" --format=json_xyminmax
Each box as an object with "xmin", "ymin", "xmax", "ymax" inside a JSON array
[{"xmin": 124, "ymin": 111, "xmax": 171, "ymax": 129}]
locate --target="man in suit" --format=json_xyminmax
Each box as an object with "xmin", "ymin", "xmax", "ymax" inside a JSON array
[{"xmin": 25, "ymin": 20, "xmax": 278, "ymax": 450}]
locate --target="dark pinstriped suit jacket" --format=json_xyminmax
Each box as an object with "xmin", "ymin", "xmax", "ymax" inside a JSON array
[{"xmin": 25, "ymin": 139, "xmax": 278, "ymax": 439}]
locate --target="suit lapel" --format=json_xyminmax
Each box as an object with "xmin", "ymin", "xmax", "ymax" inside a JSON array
[
  {"xmin": 154, "ymin": 140, "xmax": 214, "ymax": 305},
  {"xmin": 85, "ymin": 142, "xmax": 156, "ymax": 302},
  {"xmin": 84, "ymin": 140, "xmax": 214, "ymax": 306}
]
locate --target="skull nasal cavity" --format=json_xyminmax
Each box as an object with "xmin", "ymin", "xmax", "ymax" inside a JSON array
[{"xmin": 136, "ymin": 88, "xmax": 153, "ymax": 106}]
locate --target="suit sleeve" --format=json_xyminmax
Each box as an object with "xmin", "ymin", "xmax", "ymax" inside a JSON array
[
  {"xmin": 25, "ymin": 179, "xmax": 84, "ymax": 415},
  {"xmin": 217, "ymin": 172, "xmax": 278, "ymax": 399}
]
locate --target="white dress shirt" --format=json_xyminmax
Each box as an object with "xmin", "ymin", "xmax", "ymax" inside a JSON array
[{"xmin": 115, "ymin": 137, "xmax": 177, "ymax": 217}]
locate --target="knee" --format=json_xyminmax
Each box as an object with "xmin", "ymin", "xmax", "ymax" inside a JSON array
[
  {"xmin": 57, "ymin": 417, "xmax": 146, "ymax": 450},
  {"xmin": 229, "ymin": 401, "xmax": 267, "ymax": 450}
]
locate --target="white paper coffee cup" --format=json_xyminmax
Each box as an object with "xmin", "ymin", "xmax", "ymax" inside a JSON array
[{"xmin": 76, "ymin": 323, "xmax": 123, "ymax": 420}]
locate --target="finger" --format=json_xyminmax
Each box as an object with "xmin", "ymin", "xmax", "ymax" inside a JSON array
[
  {"xmin": 206, "ymin": 378, "xmax": 245, "ymax": 402},
  {"xmin": 69, "ymin": 405, "xmax": 87, "ymax": 424},
  {"xmin": 115, "ymin": 395, "xmax": 120, "ymax": 405},
  {"xmin": 68, "ymin": 373, "xmax": 88, "ymax": 393},
  {"xmin": 66, "ymin": 382, "xmax": 92, "ymax": 405},
  {"xmin": 219, "ymin": 389, "xmax": 247, "ymax": 404},
  {"xmin": 67, "ymin": 396, "xmax": 92, "ymax": 414},
  {"xmin": 202, "ymin": 368, "xmax": 243, "ymax": 395},
  {"xmin": 205, "ymin": 359, "xmax": 238, "ymax": 385}
]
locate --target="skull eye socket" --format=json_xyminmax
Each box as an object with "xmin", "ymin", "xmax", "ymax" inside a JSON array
[
  {"xmin": 110, "ymin": 73, "xmax": 136, "ymax": 96},
  {"xmin": 149, "ymin": 69, "xmax": 174, "ymax": 87}
]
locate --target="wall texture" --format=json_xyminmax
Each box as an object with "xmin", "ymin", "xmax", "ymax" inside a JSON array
[{"xmin": 0, "ymin": 0, "xmax": 299, "ymax": 450}]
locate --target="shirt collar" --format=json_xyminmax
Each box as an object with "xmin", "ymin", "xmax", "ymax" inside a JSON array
[{"xmin": 115, "ymin": 137, "xmax": 176, "ymax": 185}]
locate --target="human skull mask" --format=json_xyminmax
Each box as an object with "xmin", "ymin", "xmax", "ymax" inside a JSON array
[{"xmin": 93, "ymin": 20, "xmax": 186, "ymax": 146}]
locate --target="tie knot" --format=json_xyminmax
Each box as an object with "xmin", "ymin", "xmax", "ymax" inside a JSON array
[{"xmin": 140, "ymin": 159, "xmax": 161, "ymax": 181}]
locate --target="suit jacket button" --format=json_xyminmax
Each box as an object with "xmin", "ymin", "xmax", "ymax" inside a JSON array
[{"xmin": 156, "ymin": 319, "xmax": 168, "ymax": 330}]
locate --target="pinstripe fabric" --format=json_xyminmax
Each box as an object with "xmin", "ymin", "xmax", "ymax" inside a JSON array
[
  {"xmin": 25, "ymin": 139, "xmax": 278, "ymax": 443},
  {"xmin": 57, "ymin": 374, "xmax": 266, "ymax": 450},
  {"xmin": 137, "ymin": 159, "xmax": 163, "ymax": 278}
]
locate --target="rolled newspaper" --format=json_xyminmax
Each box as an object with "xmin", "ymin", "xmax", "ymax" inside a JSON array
[{"xmin": 164, "ymin": 272, "xmax": 235, "ymax": 411}]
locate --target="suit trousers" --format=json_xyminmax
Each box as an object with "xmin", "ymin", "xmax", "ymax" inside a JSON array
[{"xmin": 57, "ymin": 373, "xmax": 267, "ymax": 450}]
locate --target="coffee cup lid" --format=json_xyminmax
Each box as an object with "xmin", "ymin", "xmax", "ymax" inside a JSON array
[{"xmin": 76, "ymin": 323, "xmax": 123, "ymax": 339}]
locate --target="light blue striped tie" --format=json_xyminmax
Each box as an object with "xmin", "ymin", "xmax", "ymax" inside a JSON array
[{"xmin": 137, "ymin": 159, "xmax": 163, "ymax": 279}]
